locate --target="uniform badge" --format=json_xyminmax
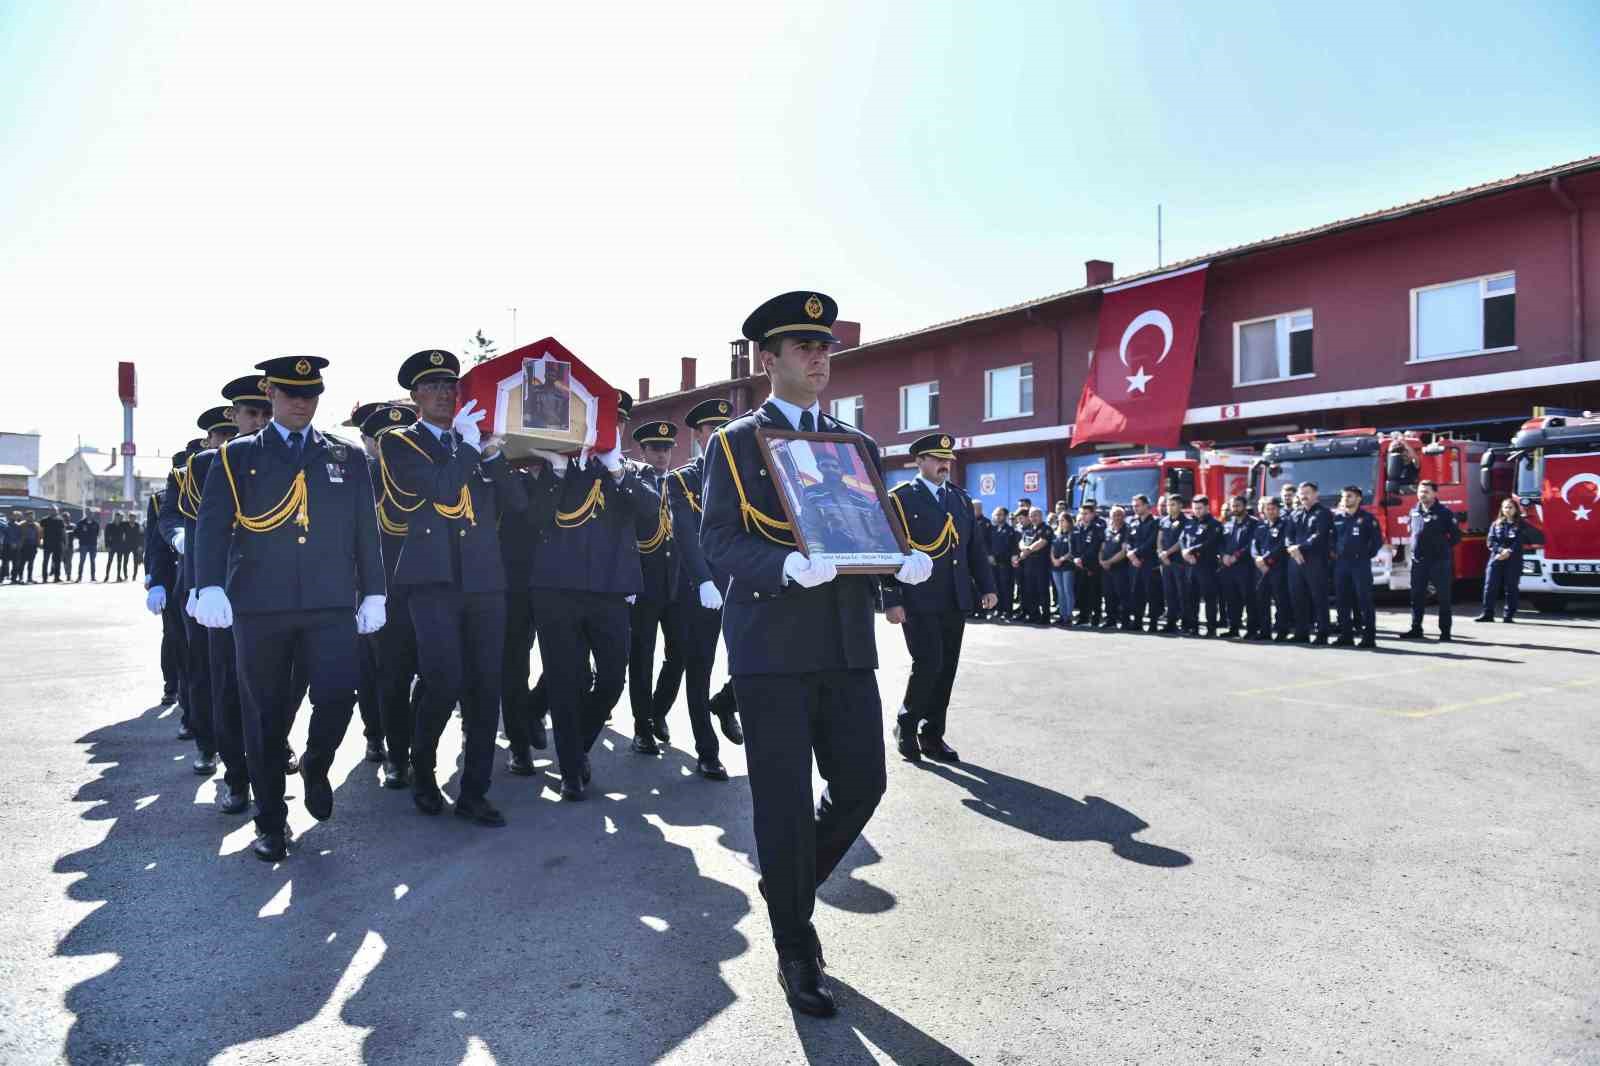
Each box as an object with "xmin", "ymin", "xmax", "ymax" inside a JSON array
[
  {"xmin": 388, "ymin": 409, "xmax": 402, "ymax": 422},
  {"xmin": 941, "ymin": 436, "xmax": 952, "ymax": 448},
  {"xmin": 326, "ymin": 462, "xmax": 345, "ymax": 483},
  {"xmin": 294, "ymin": 358, "xmax": 311, "ymax": 376},
  {"xmin": 328, "ymin": 443, "xmax": 348, "ymax": 461},
  {"xmin": 719, "ymin": 402, "xmax": 729, "ymax": 414},
  {"xmin": 658, "ymin": 423, "xmax": 669, "ymax": 435},
  {"xmin": 804, "ymin": 294, "xmax": 824, "ymax": 320},
  {"xmin": 429, "ymin": 351, "xmax": 444, "ymax": 366},
  {"xmin": 257, "ymin": 377, "xmax": 269, "ymax": 393}
]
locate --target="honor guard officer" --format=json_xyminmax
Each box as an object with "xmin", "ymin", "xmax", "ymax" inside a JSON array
[
  {"xmin": 1155, "ymin": 495, "xmax": 1189, "ymax": 634},
  {"xmin": 1401, "ymin": 479, "xmax": 1461, "ymax": 642},
  {"xmin": 1218, "ymin": 496, "xmax": 1259, "ymax": 639},
  {"xmin": 1332, "ymin": 485, "xmax": 1382, "ymax": 647},
  {"xmin": 1250, "ymin": 496, "xmax": 1292, "ymax": 640},
  {"xmin": 345, "ymin": 402, "xmax": 400, "ymax": 770},
  {"xmin": 194, "ymin": 355, "xmax": 387, "ymax": 862},
  {"xmin": 379, "ymin": 350, "xmax": 527, "ymax": 826},
  {"xmin": 626, "ymin": 418, "xmax": 684, "ymax": 756},
  {"xmin": 1285, "ymin": 481, "xmax": 1333, "ymax": 644},
  {"xmin": 700, "ymin": 290, "xmax": 932, "ymax": 1018},
  {"xmin": 1179, "ymin": 495, "xmax": 1223, "ymax": 637},
  {"xmin": 883, "ymin": 432, "xmax": 996, "ymax": 763},
  {"xmin": 144, "ymin": 454, "xmax": 187, "ymax": 705},
  {"xmin": 496, "ymin": 450, "xmax": 548, "ymax": 776},
  {"xmin": 158, "ymin": 449, "xmax": 196, "ymax": 725}
]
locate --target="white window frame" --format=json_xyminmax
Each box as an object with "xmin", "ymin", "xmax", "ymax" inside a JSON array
[
  {"xmin": 1408, "ymin": 271, "xmax": 1517, "ymax": 364},
  {"xmin": 828, "ymin": 394, "xmax": 864, "ymax": 428},
  {"xmin": 983, "ymin": 363, "xmax": 1034, "ymax": 421},
  {"xmin": 1232, "ymin": 309, "xmax": 1315, "ymax": 388},
  {"xmin": 899, "ymin": 380, "xmax": 939, "ymax": 433}
]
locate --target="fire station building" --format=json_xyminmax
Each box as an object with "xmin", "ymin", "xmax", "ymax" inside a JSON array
[{"xmin": 630, "ymin": 155, "xmax": 1600, "ymax": 509}]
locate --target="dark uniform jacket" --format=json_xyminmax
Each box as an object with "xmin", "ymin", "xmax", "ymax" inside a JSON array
[
  {"xmin": 194, "ymin": 426, "xmax": 385, "ymax": 613},
  {"xmin": 526, "ymin": 458, "xmax": 658, "ymax": 597},
  {"xmin": 1180, "ymin": 514, "xmax": 1223, "ymax": 566},
  {"xmin": 1289, "ymin": 502, "xmax": 1333, "ymax": 556},
  {"xmin": 666, "ymin": 458, "xmax": 717, "ymax": 596},
  {"xmin": 1486, "ymin": 518, "xmax": 1538, "ymax": 562},
  {"xmin": 972, "ymin": 513, "xmax": 994, "ymax": 564},
  {"xmin": 1068, "ymin": 521, "xmax": 1105, "ymax": 572},
  {"xmin": 1251, "ymin": 515, "xmax": 1290, "ymax": 566},
  {"xmin": 377, "ymin": 423, "xmax": 527, "ymax": 595},
  {"xmin": 633, "ymin": 466, "xmax": 683, "ymax": 606},
  {"xmin": 700, "ymin": 402, "xmax": 883, "ymax": 677},
  {"xmin": 1157, "ymin": 514, "xmax": 1189, "ymax": 564},
  {"xmin": 160, "ymin": 449, "xmax": 217, "ymax": 591},
  {"xmin": 1220, "ymin": 514, "xmax": 1259, "ymax": 568},
  {"xmin": 144, "ymin": 494, "xmax": 177, "ymax": 592},
  {"xmin": 1408, "ymin": 500, "xmax": 1461, "ymax": 563},
  {"xmin": 1125, "ymin": 512, "xmax": 1158, "ymax": 566},
  {"xmin": 881, "ymin": 478, "xmax": 994, "ymax": 614},
  {"xmin": 989, "ymin": 520, "xmax": 1021, "ymax": 568},
  {"xmin": 1099, "ymin": 523, "xmax": 1130, "ymax": 570},
  {"xmin": 1333, "ymin": 506, "xmax": 1383, "ymax": 563}
]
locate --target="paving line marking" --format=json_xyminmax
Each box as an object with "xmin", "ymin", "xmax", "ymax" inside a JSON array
[
  {"xmin": 1238, "ymin": 661, "xmax": 1452, "ymax": 697},
  {"xmin": 1381, "ymin": 675, "xmax": 1597, "ymax": 719}
]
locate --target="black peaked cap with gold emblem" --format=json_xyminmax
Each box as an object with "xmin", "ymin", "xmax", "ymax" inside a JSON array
[
  {"xmin": 910, "ymin": 432, "xmax": 957, "ymax": 460},
  {"xmin": 685, "ymin": 397, "xmax": 733, "ymax": 429},
  {"xmin": 185, "ymin": 437, "xmax": 205, "ymax": 453},
  {"xmin": 741, "ymin": 291, "xmax": 839, "ymax": 346},
  {"xmin": 222, "ymin": 374, "xmax": 273, "ymax": 410},
  {"xmin": 397, "ymin": 349, "xmax": 461, "ymax": 389},
  {"xmin": 349, "ymin": 401, "xmax": 387, "ymax": 428},
  {"xmin": 632, "ymin": 420, "xmax": 678, "ymax": 447},
  {"xmin": 360, "ymin": 404, "xmax": 417, "ymax": 439},
  {"xmin": 172, "ymin": 449, "xmax": 191, "ymax": 469},
  {"xmin": 256, "ymin": 355, "xmax": 329, "ymax": 396},
  {"xmin": 196, "ymin": 406, "xmax": 237, "ymax": 435}
]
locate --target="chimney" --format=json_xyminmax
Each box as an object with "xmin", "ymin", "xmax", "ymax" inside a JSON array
[
  {"xmin": 1086, "ymin": 259, "xmax": 1114, "ymax": 287},
  {"xmin": 637, "ymin": 377, "xmax": 650, "ymax": 401},
  {"xmin": 831, "ymin": 320, "xmax": 862, "ymax": 350},
  {"xmin": 680, "ymin": 356, "xmax": 696, "ymax": 392},
  {"xmin": 730, "ymin": 339, "xmax": 752, "ymax": 380}
]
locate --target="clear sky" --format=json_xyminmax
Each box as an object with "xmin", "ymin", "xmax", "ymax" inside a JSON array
[{"xmin": 2, "ymin": 0, "xmax": 1596, "ymax": 472}]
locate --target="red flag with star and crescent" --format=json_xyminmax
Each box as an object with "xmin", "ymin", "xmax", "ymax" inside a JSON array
[
  {"xmin": 1072, "ymin": 264, "xmax": 1208, "ymax": 448},
  {"xmin": 1539, "ymin": 452, "xmax": 1600, "ymax": 561}
]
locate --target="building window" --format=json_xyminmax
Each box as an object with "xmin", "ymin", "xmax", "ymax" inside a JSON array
[
  {"xmin": 1234, "ymin": 310, "xmax": 1313, "ymax": 386},
  {"xmin": 1411, "ymin": 272, "xmax": 1516, "ymax": 362},
  {"xmin": 900, "ymin": 381, "xmax": 939, "ymax": 432},
  {"xmin": 829, "ymin": 395, "xmax": 864, "ymax": 428},
  {"xmin": 984, "ymin": 363, "xmax": 1034, "ymax": 420}
]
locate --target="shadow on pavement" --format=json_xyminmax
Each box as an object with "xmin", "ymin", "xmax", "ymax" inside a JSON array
[
  {"xmin": 791, "ymin": 975, "xmax": 975, "ymax": 1064},
  {"xmin": 916, "ymin": 760, "xmax": 1192, "ymax": 868}
]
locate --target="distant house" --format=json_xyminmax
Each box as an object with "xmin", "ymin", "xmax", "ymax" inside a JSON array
[{"xmin": 37, "ymin": 448, "xmax": 171, "ymax": 518}]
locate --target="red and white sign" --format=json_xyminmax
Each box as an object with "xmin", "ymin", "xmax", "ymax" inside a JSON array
[
  {"xmin": 117, "ymin": 362, "xmax": 137, "ymax": 407},
  {"xmin": 120, "ymin": 442, "xmax": 136, "ymax": 457},
  {"xmin": 1072, "ymin": 264, "xmax": 1208, "ymax": 448},
  {"xmin": 1220, "ymin": 404, "xmax": 1241, "ymax": 420},
  {"xmin": 1406, "ymin": 383, "xmax": 1433, "ymax": 401},
  {"xmin": 1540, "ymin": 452, "xmax": 1600, "ymax": 560},
  {"xmin": 1022, "ymin": 471, "xmax": 1040, "ymax": 493}
]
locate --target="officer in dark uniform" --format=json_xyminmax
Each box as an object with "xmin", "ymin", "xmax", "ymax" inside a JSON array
[
  {"xmin": 1124, "ymin": 494, "xmax": 1160, "ymax": 632},
  {"xmin": 1479, "ymin": 499, "xmax": 1538, "ymax": 623},
  {"xmin": 1332, "ymin": 485, "xmax": 1382, "ymax": 647},
  {"xmin": 625, "ymin": 419, "xmax": 685, "ymax": 755},
  {"xmin": 153, "ymin": 451, "xmax": 191, "ymax": 720},
  {"xmin": 1179, "ymin": 495, "xmax": 1223, "ymax": 637},
  {"xmin": 1286, "ymin": 481, "xmax": 1334, "ymax": 644},
  {"xmin": 1155, "ymin": 495, "xmax": 1189, "ymax": 634},
  {"xmin": 1068, "ymin": 502, "xmax": 1105, "ymax": 626},
  {"xmin": 496, "ymin": 452, "xmax": 547, "ymax": 776},
  {"xmin": 143, "ymin": 470, "xmax": 185, "ymax": 705},
  {"xmin": 1217, "ymin": 495, "xmax": 1259, "ymax": 639},
  {"xmin": 379, "ymin": 349, "xmax": 527, "ymax": 826},
  {"xmin": 700, "ymin": 290, "xmax": 933, "ymax": 1018},
  {"xmin": 193, "ymin": 355, "xmax": 386, "ymax": 862},
  {"xmin": 346, "ymin": 402, "xmax": 400, "ymax": 770},
  {"xmin": 1098, "ymin": 505, "xmax": 1134, "ymax": 629},
  {"xmin": 1402, "ymin": 479, "xmax": 1461, "ymax": 641},
  {"xmin": 1250, "ymin": 496, "xmax": 1292, "ymax": 641},
  {"xmin": 988, "ymin": 506, "xmax": 1019, "ymax": 620},
  {"xmin": 883, "ymin": 432, "xmax": 996, "ymax": 763}
]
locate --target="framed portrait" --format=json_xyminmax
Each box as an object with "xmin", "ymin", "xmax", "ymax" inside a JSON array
[
  {"xmin": 522, "ymin": 357, "xmax": 572, "ymax": 433},
  {"xmin": 754, "ymin": 429, "xmax": 911, "ymax": 574}
]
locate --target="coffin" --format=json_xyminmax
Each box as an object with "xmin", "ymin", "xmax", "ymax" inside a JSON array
[{"xmin": 457, "ymin": 337, "xmax": 620, "ymax": 459}]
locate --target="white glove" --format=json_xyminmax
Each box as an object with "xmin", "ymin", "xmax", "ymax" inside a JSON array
[
  {"xmin": 895, "ymin": 550, "xmax": 934, "ymax": 586},
  {"xmin": 185, "ymin": 588, "xmax": 198, "ymax": 617},
  {"xmin": 698, "ymin": 580, "xmax": 723, "ymax": 610},
  {"xmin": 451, "ymin": 399, "xmax": 486, "ymax": 450},
  {"xmin": 171, "ymin": 528, "xmax": 185, "ymax": 555},
  {"xmin": 355, "ymin": 594, "xmax": 387, "ymax": 635},
  {"xmin": 146, "ymin": 586, "xmax": 166, "ymax": 614},
  {"xmin": 195, "ymin": 586, "xmax": 234, "ymax": 629},
  {"xmin": 783, "ymin": 551, "xmax": 838, "ymax": 589},
  {"xmin": 597, "ymin": 444, "xmax": 624, "ymax": 473}
]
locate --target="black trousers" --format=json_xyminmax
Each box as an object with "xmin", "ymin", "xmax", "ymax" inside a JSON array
[
  {"xmin": 182, "ymin": 611, "xmax": 216, "ymax": 755},
  {"xmin": 1183, "ymin": 564, "xmax": 1219, "ymax": 630},
  {"xmin": 14, "ymin": 548, "xmax": 34, "ymax": 582},
  {"xmin": 42, "ymin": 545, "xmax": 64, "ymax": 581},
  {"xmin": 898, "ymin": 609, "xmax": 965, "ymax": 740},
  {"xmin": 1256, "ymin": 564, "xmax": 1291, "ymax": 637},
  {"xmin": 75, "ymin": 547, "xmax": 97, "ymax": 581},
  {"xmin": 1482, "ymin": 558, "xmax": 1520, "ymax": 618},
  {"xmin": 1335, "ymin": 559, "xmax": 1376, "ymax": 640},
  {"xmin": 735, "ymin": 669, "xmax": 886, "ymax": 959},
  {"xmin": 1289, "ymin": 556, "xmax": 1330, "ymax": 638},
  {"xmin": 408, "ymin": 585, "xmax": 505, "ymax": 802},
  {"xmin": 1159, "ymin": 563, "xmax": 1187, "ymax": 627},
  {"xmin": 1102, "ymin": 565, "xmax": 1131, "ymax": 625},
  {"xmin": 377, "ymin": 583, "xmax": 420, "ymax": 766},
  {"xmin": 160, "ymin": 587, "xmax": 187, "ymax": 696},
  {"xmin": 208, "ymin": 626, "xmax": 250, "ymax": 791},
  {"xmin": 1130, "ymin": 562, "xmax": 1160, "ymax": 625},
  {"xmin": 676, "ymin": 600, "xmax": 723, "ymax": 760},
  {"xmin": 627, "ymin": 597, "xmax": 682, "ymax": 734},
  {"xmin": 533, "ymin": 591, "xmax": 629, "ymax": 781},
  {"xmin": 1218, "ymin": 562, "xmax": 1255, "ymax": 632},
  {"xmin": 115, "ymin": 548, "xmax": 130, "ymax": 580},
  {"xmin": 500, "ymin": 578, "xmax": 536, "ymax": 751},
  {"xmin": 355, "ymin": 633, "xmax": 384, "ymax": 743},
  {"xmin": 993, "ymin": 563, "xmax": 1014, "ymax": 615},
  {"xmin": 1073, "ymin": 568, "xmax": 1102, "ymax": 623},
  {"xmin": 232, "ymin": 608, "xmax": 358, "ymax": 833},
  {"xmin": 1410, "ymin": 557, "xmax": 1454, "ymax": 634},
  {"xmin": 1020, "ymin": 565, "xmax": 1050, "ymax": 620}
]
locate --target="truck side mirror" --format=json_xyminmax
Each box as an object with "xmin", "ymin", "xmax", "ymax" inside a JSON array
[
  {"xmin": 1165, "ymin": 469, "xmax": 1181, "ymax": 495},
  {"xmin": 1477, "ymin": 449, "xmax": 1500, "ymax": 494}
]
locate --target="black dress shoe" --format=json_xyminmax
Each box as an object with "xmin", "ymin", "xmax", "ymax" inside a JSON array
[
  {"xmin": 651, "ymin": 716, "xmax": 671, "ymax": 744},
  {"xmin": 716, "ymin": 709, "xmax": 744, "ymax": 745},
  {"xmin": 454, "ymin": 794, "xmax": 507, "ymax": 827},
  {"xmin": 218, "ymin": 784, "xmax": 250, "ymax": 815},
  {"xmin": 918, "ymin": 735, "xmax": 960, "ymax": 763},
  {"xmin": 1310, "ymin": 634, "xmax": 1329, "ymax": 646},
  {"xmin": 777, "ymin": 957, "xmax": 836, "ymax": 1018},
  {"xmin": 176, "ymin": 723, "xmax": 196, "ymax": 741},
  {"xmin": 893, "ymin": 718, "xmax": 921, "ymax": 763},
  {"xmin": 1400, "ymin": 627, "xmax": 1426, "ymax": 639},
  {"xmin": 302, "ymin": 761, "xmax": 334, "ymax": 821},
  {"xmin": 1438, "ymin": 632, "xmax": 1453, "ymax": 643},
  {"xmin": 1333, "ymin": 636, "xmax": 1356, "ymax": 647},
  {"xmin": 1358, "ymin": 637, "xmax": 1378, "ymax": 649},
  {"xmin": 381, "ymin": 760, "xmax": 411, "ymax": 789},
  {"xmin": 413, "ymin": 777, "xmax": 445, "ymax": 815},
  {"xmin": 631, "ymin": 732, "xmax": 660, "ymax": 756},
  {"xmin": 283, "ymin": 748, "xmax": 300, "ymax": 774},
  {"xmin": 697, "ymin": 756, "xmax": 729, "ymax": 781},
  {"xmin": 1473, "ymin": 614, "xmax": 1494, "ymax": 623},
  {"xmin": 506, "ymin": 747, "xmax": 536, "ymax": 776},
  {"xmin": 1223, "ymin": 628, "xmax": 1241, "ymax": 639},
  {"xmin": 1502, "ymin": 616, "xmax": 1516, "ymax": 623},
  {"xmin": 364, "ymin": 738, "xmax": 387, "ymax": 764},
  {"xmin": 160, "ymin": 689, "xmax": 178, "ymax": 706},
  {"xmin": 193, "ymin": 749, "xmax": 218, "ymax": 776},
  {"xmin": 528, "ymin": 714, "xmax": 548, "ymax": 750},
  {"xmin": 252, "ymin": 830, "xmax": 289, "ymax": 863},
  {"xmin": 559, "ymin": 776, "xmax": 586, "ymax": 801},
  {"xmin": 581, "ymin": 754, "xmax": 592, "ymax": 785}
]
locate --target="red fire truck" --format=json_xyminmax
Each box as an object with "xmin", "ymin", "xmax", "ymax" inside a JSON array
[
  {"xmin": 1249, "ymin": 428, "xmax": 1501, "ymax": 590},
  {"xmin": 1067, "ymin": 446, "xmax": 1257, "ymax": 514},
  {"xmin": 1479, "ymin": 410, "xmax": 1600, "ymax": 609}
]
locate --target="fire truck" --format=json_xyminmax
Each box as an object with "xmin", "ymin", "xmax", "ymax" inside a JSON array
[
  {"xmin": 1479, "ymin": 410, "xmax": 1600, "ymax": 609},
  {"xmin": 1248, "ymin": 428, "xmax": 1501, "ymax": 590},
  {"xmin": 1067, "ymin": 446, "xmax": 1257, "ymax": 513}
]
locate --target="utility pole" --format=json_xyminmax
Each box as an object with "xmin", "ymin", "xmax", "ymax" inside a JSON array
[{"xmin": 508, "ymin": 307, "xmax": 518, "ymax": 347}]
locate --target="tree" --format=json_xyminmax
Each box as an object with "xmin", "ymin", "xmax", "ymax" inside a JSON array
[{"xmin": 467, "ymin": 330, "xmax": 498, "ymax": 365}]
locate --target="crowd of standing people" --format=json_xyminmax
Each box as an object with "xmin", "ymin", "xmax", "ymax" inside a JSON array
[{"xmin": 0, "ymin": 506, "xmax": 144, "ymax": 584}]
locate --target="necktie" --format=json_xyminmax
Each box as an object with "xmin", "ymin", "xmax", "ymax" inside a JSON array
[
  {"xmin": 287, "ymin": 430, "xmax": 303, "ymax": 461},
  {"xmin": 936, "ymin": 484, "xmax": 946, "ymax": 507},
  {"xmin": 799, "ymin": 409, "xmax": 815, "ymax": 432},
  {"xmin": 441, "ymin": 431, "xmax": 454, "ymax": 452}
]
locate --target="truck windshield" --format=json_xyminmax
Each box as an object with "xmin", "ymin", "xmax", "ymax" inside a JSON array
[
  {"xmin": 1078, "ymin": 467, "xmax": 1160, "ymax": 508},
  {"xmin": 1260, "ymin": 455, "xmax": 1378, "ymax": 502},
  {"xmin": 1515, "ymin": 453, "xmax": 1540, "ymax": 498}
]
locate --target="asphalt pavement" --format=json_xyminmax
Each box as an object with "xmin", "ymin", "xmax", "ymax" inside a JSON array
[{"xmin": 0, "ymin": 579, "xmax": 1596, "ymax": 1065}]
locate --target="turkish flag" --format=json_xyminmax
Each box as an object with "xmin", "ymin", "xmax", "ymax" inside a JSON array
[
  {"xmin": 1072, "ymin": 264, "xmax": 1208, "ymax": 448},
  {"xmin": 1539, "ymin": 452, "xmax": 1600, "ymax": 561},
  {"xmin": 458, "ymin": 336, "xmax": 620, "ymax": 458}
]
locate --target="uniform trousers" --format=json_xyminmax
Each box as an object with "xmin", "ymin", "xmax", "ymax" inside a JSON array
[
  {"xmin": 377, "ymin": 583, "xmax": 420, "ymax": 766},
  {"xmin": 499, "ymin": 579, "xmax": 538, "ymax": 753},
  {"xmin": 1183, "ymin": 564, "xmax": 1219, "ymax": 630},
  {"xmin": 533, "ymin": 591, "xmax": 629, "ymax": 781},
  {"xmin": 1410, "ymin": 557, "xmax": 1454, "ymax": 634},
  {"xmin": 674, "ymin": 601, "xmax": 724, "ymax": 760},
  {"xmin": 1334, "ymin": 559, "xmax": 1376, "ymax": 640},
  {"xmin": 1289, "ymin": 556, "xmax": 1330, "ymax": 638},
  {"xmin": 1159, "ymin": 562, "xmax": 1187, "ymax": 628},
  {"xmin": 1020, "ymin": 564, "xmax": 1050, "ymax": 621},
  {"xmin": 1073, "ymin": 568, "xmax": 1102, "ymax": 624},
  {"xmin": 898, "ymin": 610, "xmax": 965, "ymax": 740},
  {"xmin": 207, "ymin": 626, "xmax": 250, "ymax": 792},
  {"xmin": 1256, "ymin": 564, "xmax": 1291, "ymax": 637},
  {"xmin": 627, "ymin": 597, "xmax": 682, "ymax": 734},
  {"xmin": 993, "ymin": 563, "xmax": 1015, "ymax": 616},
  {"xmin": 160, "ymin": 589, "xmax": 187, "ymax": 697},
  {"xmin": 1130, "ymin": 562, "xmax": 1159, "ymax": 626},
  {"xmin": 355, "ymin": 633, "xmax": 385, "ymax": 745},
  {"xmin": 1482, "ymin": 558, "xmax": 1520, "ymax": 619},
  {"xmin": 1101, "ymin": 565, "xmax": 1131, "ymax": 626},
  {"xmin": 735, "ymin": 669, "xmax": 886, "ymax": 960},
  {"xmin": 182, "ymin": 611, "xmax": 217, "ymax": 754},
  {"xmin": 1218, "ymin": 562, "xmax": 1256, "ymax": 632},
  {"xmin": 232, "ymin": 607, "xmax": 358, "ymax": 833},
  {"xmin": 408, "ymin": 585, "xmax": 505, "ymax": 801}
]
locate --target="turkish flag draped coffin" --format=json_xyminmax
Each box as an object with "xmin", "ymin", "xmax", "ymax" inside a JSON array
[
  {"xmin": 1071, "ymin": 264, "xmax": 1208, "ymax": 449},
  {"xmin": 1538, "ymin": 452, "xmax": 1600, "ymax": 561},
  {"xmin": 457, "ymin": 337, "xmax": 619, "ymax": 460}
]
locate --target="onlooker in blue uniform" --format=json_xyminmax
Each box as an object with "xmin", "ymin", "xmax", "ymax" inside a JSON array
[
  {"xmin": 1331, "ymin": 485, "xmax": 1382, "ymax": 647},
  {"xmin": 1217, "ymin": 495, "xmax": 1258, "ymax": 639},
  {"xmin": 1286, "ymin": 481, "xmax": 1333, "ymax": 644},
  {"xmin": 1155, "ymin": 495, "xmax": 1189, "ymax": 634},
  {"xmin": 1250, "ymin": 496, "xmax": 1292, "ymax": 641},
  {"xmin": 1124, "ymin": 494, "xmax": 1160, "ymax": 632},
  {"xmin": 1401, "ymin": 479, "xmax": 1462, "ymax": 642},
  {"xmin": 1068, "ymin": 502, "xmax": 1105, "ymax": 626},
  {"xmin": 1478, "ymin": 497, "xmax": 1539, "ymax": 623},
  {"xmin": 1179, "ymin": 495, "xmax": 1222, "ymax": 637}
]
